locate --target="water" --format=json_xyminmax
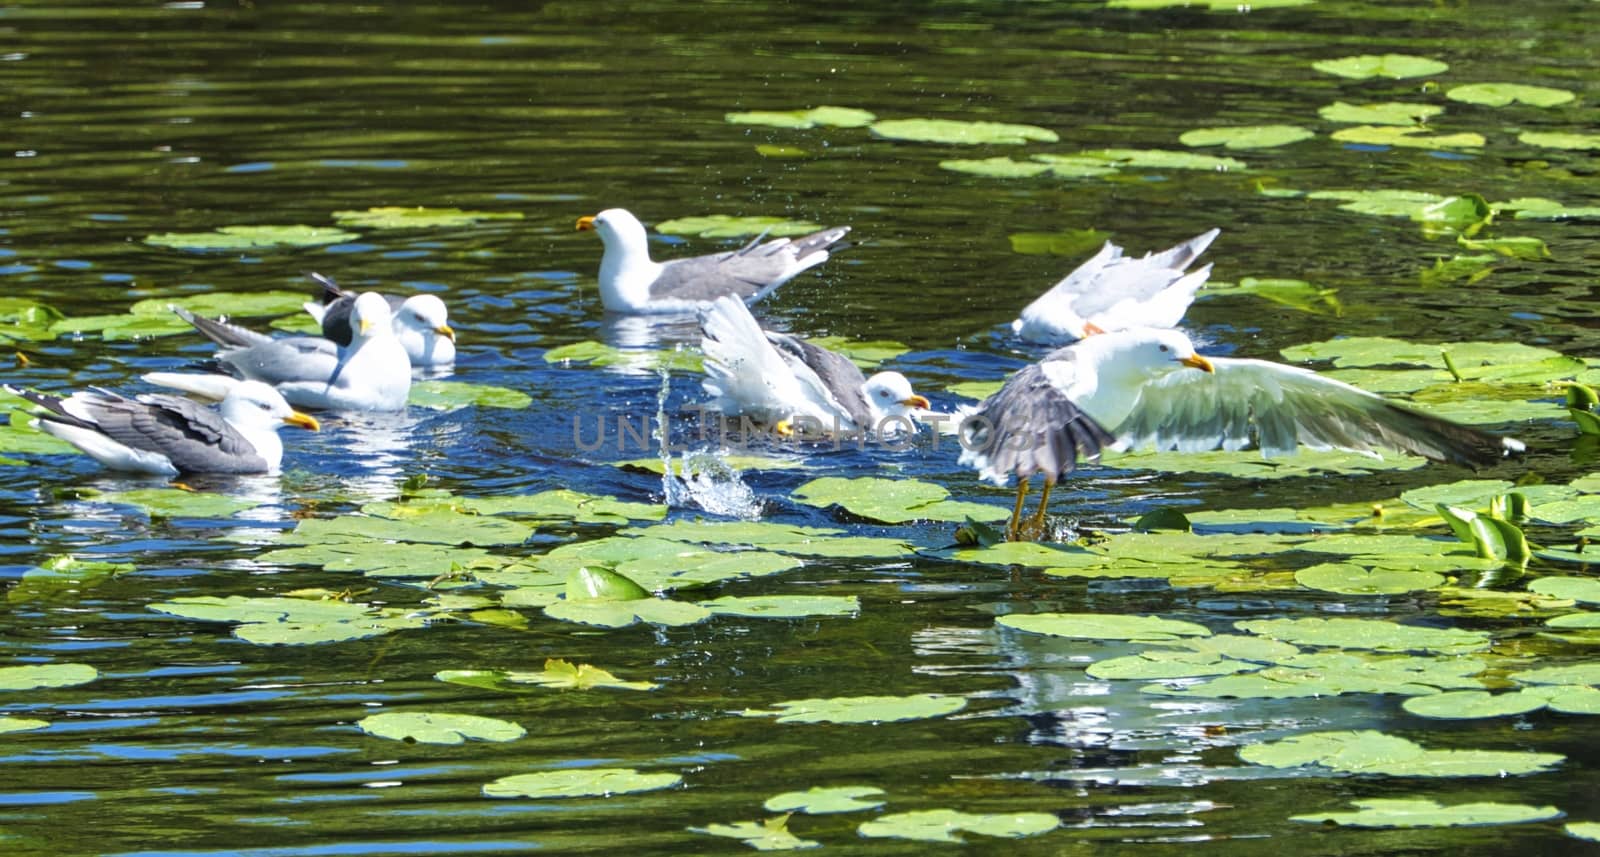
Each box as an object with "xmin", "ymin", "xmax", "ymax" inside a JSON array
[{"xmin": 4, "ymin": 0, "xmax": 1600, "ymax": 853}]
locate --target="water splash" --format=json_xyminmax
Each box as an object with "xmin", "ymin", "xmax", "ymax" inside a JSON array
[{"xmin": 653, "ymin": 354, "xmax": 762, "ymax": 520}]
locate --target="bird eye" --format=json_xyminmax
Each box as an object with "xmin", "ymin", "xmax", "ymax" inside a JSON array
[
  {"xmin": 1158, "ymin": 344, "xmax": 1170, "ymax": 353},
  {"xmin": 258, "ymin": 402, "xmax": 271, "ymax": 410}
]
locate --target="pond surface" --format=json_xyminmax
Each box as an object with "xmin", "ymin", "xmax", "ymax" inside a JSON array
[{"xmin": 5, "ymin": 0, "xmax": 1600, "ymax": 854}]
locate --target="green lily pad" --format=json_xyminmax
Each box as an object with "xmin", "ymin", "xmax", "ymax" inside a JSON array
[
  {"xmin": 357, "ymin": 711, "xmax": 526, "ymax": 745},
  {"xmin": 482, "ymin": 767, "xmax": 682, "ymax": 799},
  {"xmin": 1005, "ymin": 228, "xmax": 1110, "ymax": 257},
  {"xmin": 1501, "ymin": 197, "xmax": 1600, "ymax": 220},
  {"xmin": 409, "ymin": 381, "xmax": 533, "ymax": 410},
  {"xmin": 1318, "ymin": 101, "xmax": 1445, "ymax": 126},
  {"xmin": 0, "ymin": 716, "xmax": 50, "ymax": 734},
  {"xmin": 1087, "ymin": 650, "xmax": 1257, "ymax": 681},
  {"xmin": 543, "ymin": 340, "xmax": 703, "ymax": 373},
  {"xmin": 857, "ymin": 808, "xmax": 1060, "ymax": 843},
  {"xmin": 1530, "ymin": 576, "xmax": 1600, "ymax": 604},
  {"xmin": 692, "ymin": 816, "xmax": 819, "ymax": 851},
  {"xmin": 1508, "ymin": 663, "xmax": 1600, "ymax": 687},
  {"xmin": 97, "ymin": 488, "xmax": 261, "ymax": 519},
  {"xmin": 144, "ymin": 224, "xmax": 358, "ymax": 251},
  {"xmin": 764, "ymin": 785, "xmax": 886, "ymax": 815},
  {"xmin": 654, "ymin": 215, "xmax": 825, "ymax": 239},
  {"xmin": 1447, "ymin": 82, "xmax": 1575, "ymax": 108},
  {"xmin": 1203, "ymin": 277, "xmax": 1341, "ymax": 315},
  {"xmin": 1519, "ymin": 130, "xmax": 1600, "ymax": 150},
  {"xmin": 617, "ymin": 453, "xmax": 806, "ymax": 476},
  {"xmin": 621, "ymin": 519, "xmax": 912, "ymax": 559},
  {"xmin": 699, "ymin": 595, "xmax": 859, "ymax": 618},
  {"xmin": 1146, "ymin": 651, "xmax": 1486, "ymax": 699},
  {"xmin": 1332, "ymin": 126, "xmax": 1486, "ymax": 149},
  {"xmin": 1292, "ymin": 798, "xmax": 1561, "ymax": 828},
  {"xmin": 1313, "ymin": 54, "xmax": 1449, "ymax": 80},
  {"xmin": 1399, "ymin": 479, "xmax": 1518, "ymax": 511},
  {"xmin": 0, "ymin": 663, "xmax": 98, "ymax": 691},
  {"xmin": 1234, "ymin": 617, "xmax": 1490, "ymax": 654},
  {"xmin": 725, "ymin": 105, "xmax": 876, "ymax": 129},
  {"xmin": 946, "ymin": 380, "xmax": 1005, "ymax": 401},
  {"xmin": 792, "ymin": 476, "xmax": 1007, "ymax": 524},
  {"xmin": 1281, "ymin": 336, "xmax": 1561, "ymax": 369},
  {"xmin": 1104, "ymin": 446, "xmax": 1428, "ymax": 478},
  {"xmin": 802, "ymin": 336, "xmax": 910, "ymax": 369},
  {"xmin": 463, "ymin": 489, "xmax": 665, "ymax": 523},
  {"xmin": 1568, "ymin": 822, "xmax": 1600, "ymax": 842},
  {"xmin": 7, "ymin": 555, "xmax": 134, "ymax": 604},
  {"xmin": 545, "ymin": 595, "xmax": 712, "ymax": 629},
  {"xmin": 1241, "ymin": 730, "xmax": 1563, "ymax": 777},
  {"xmin": 436, "ymin": 660, "xmax": 659, "ymax": 692},
  {"xmin": 870, "ymin": 118, "xmax": 1058, "ymax": 145},
  {"xmin": 1028, "ymin": 153, "xmax": 1130, "ymax": 177},
  {"xmin": 47, "ymin": 290, "xmax": 312, "ymax": 340},
  {"xmin": 1079, "ymin": 148, "xmax": 1247, "ymax": 171},
  {"xmin": 940, "ymin": 157, "xmax": 1054, "ymax": 178},
  {"xmin": 258, "ymin": 541, "xmax": 498, "ymax": 578},
  {"xmin": 149, "ymin": 595, "xmax": 430, "ymax": 645},
  {"xmin": 330, "ymin": 206, "xmax": 523, "ymax": 229},
  {"xmin": 1400, "ymin": 686, "xmax": 1600, "ymax": 720},
  {"xmin": 1294, "ymin": 562, "xmax": 1444, "ymax": 595},
  {"xmin": 279, "ymin": 508, "xmax": 534, "ymax": 547},
  {"xmin": 1180, "ymin": 125, "xmax": 1314, "ymax": 150},
  {"xmin": 0, "ymin": 297, "xmax": 64, "ymax": 342},
  {"xmin": 741, "ymin": 693, "xmax": 966, "ymax": 724},
  {"xmin": 999, "ymin": 613, "xmax": 1212, "ymax": 642},
  {"xmin": 1306, "ymin": 189, "xmax": 1450, "ymax": 218}
]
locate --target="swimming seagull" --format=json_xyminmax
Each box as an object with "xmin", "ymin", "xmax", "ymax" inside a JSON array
[
  {"xmin": 959, "ymin": 327, "xmax": 1526, "ymax": 540},
  {"xmin": 7, "ymin": 380, "xmax": 319, "ymax": 475},
  {"xmin": 699, "ymin": 295, "xmax": 929, "ymax": 436},
  {"xmin": 576, "ymin": 208, "xmax": 851, "ymax": 314},
  {"xmin": 303, "ymin": 273, "xmax": 456, "ymax": 367},
  {"xmin": 1011, "ymin": 229, "xmax": 1220, "ymax": 345},
  {"xmin": 148, "ymin": 292, "xmax": 413, "ymax": 412}
]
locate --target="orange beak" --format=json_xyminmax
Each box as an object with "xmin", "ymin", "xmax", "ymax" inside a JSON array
[
  {"xmin": 901, "ymin": 395, "xmax": 931, "ymax": 409},
  {"xmin": 575, "ymin": 215, "xmax": 596, "ymax": 232},
  {"xmin": 435, "ymin": 324, "xmax": 456, "ymax": 342},
  {"xmin": 283, "ymin": 412, "xmax": 321, "ymax": 431},
  {"xmin": 1180, "ymin": 353, "xmax": 1215, "ymax": 373}
]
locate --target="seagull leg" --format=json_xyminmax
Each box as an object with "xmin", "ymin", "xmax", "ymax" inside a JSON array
[
  {"xmin": 1024, "ymin": 479, "xmax": 1055, "ymax": 540},
  {"xmin": 1007, "ymin": 476, "xmax": 1030, "ymax": 542}
]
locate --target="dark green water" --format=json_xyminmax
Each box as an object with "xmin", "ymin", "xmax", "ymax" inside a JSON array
[{"xmin": 4, "ymin": 1, "xmax": 1600, "ymax": 854}]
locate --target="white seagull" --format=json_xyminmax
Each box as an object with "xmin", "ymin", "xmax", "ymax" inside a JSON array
[
  {"xmin": 1011, "ymin": 229, "xmax": 1220, "ymax": 344},
  {"xmin": 959, "ymin": 327, "xmax": 1525, "ymax": 540},
  {"xmin": 699, "ymin": 295, "xmax": 929, "ymax": 437},
  {"xmin": 7, "ymin": 380, "xmax": 319, "ymax": 476},
  {"xmin": 577, "ymin": 208, "xmax": 851, "ymax": 314},
  {"xmin": 303, "ymin": 273, "xmax": 456, "ymax": 367},
  {"xmin": 148, "ymin": 292, "xmax": 413, "ymax": 412}
]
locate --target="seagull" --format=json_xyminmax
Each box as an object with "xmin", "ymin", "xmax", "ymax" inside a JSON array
[
  {"xmin": 959, "ymin": 327, "xmax": 1525, "ymax": 540},
  {"xmin": 7, "ymin": 380, "xmax": 319, "ymax": 476},
  {"xmin": 576, "ymin": 208, "xmax": 851, "ymax": 314},
  {"xmin": 148, "ymin": 292, "xmax": 413, "ymax": 412},
  {"xmin": 1011, "ymin": 229, "xmax": 1220, "ymax": 344},
  {"xmin": 699, "ymin": 295, "xmax": 929, "ymax": 437},
  {"xmin": 303, "ymin": 273, "xmax": 456, "ymax": 367}
]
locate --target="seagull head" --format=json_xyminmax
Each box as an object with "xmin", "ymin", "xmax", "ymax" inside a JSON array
[
  {"xmin": 398, "ymin": 294, "xmax": 454, "ymax": 342},
  {"xmin": 864, "ymin": 371, "xmax": 931, "ymax": 418},
  {"xmin": 350, "ymin": 291, "xmax": 394, "ymax": 339},
  {"xmin": 576, "ymin": 208, "xmax": 648, "ymax": 253},
  {"xmin": 221, "ymin": 381, "xmax": 320, "ymax": 432},
  {"xmin": 1120, "ymin": 328, "xmax": 1214, "ymax": 376}
]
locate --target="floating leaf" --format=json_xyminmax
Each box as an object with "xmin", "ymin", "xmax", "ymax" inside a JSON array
[
  {"xmin": 358, "ymin": 711, "xmax": 525, "ymax": 745},
  {"xmin": 144, "ymin": 224, "xmax": 358, "ymax": 251},
  {"xmin": 258, "ymin": 541, "xmax": 497, "ymax": 577},
  {"xmin": 543, "ymin": 340, "xmax": 703, "ymax": 373},
  {"xmin": 279, "ymin": 509, "xmax": 534, "ymax": 547},
  {"xmin": 870, "ymin": 118, "xmax": 1058, "ymax": 145},
  {"xmin": 725, "ymin": 105, "xmax": 876, "ymax": 129},
  {"xmin": 1332, "ymin": 125, "xmax": 1486, "ymax": 150},
  {"xmin": 1087, "ymin": 650, "xmax": 1255, "ymax": 681},
  {"xmin": 999, "ymin": 613, "xmax": 1212, "ymax": 642},
  {"xmin": 516, "ymin": 659, "xmax": 658, "ymax": 691},
  {"xmin": 1294, "ymin": 562, "xmax": 1444, "ymax": 595},
  {"xmin": 483, "ymin": 767, "xmax": 681, "ymax": 799},
  {"xmin": 1028, "ymin": 153, "xmax": 1128, "ymax": 177},
  {"xmin": 1179, "ymin": 125, "xmax": 1314, "ymax": 150},
  {"xmin": 8, "ymin": 555, "xmax": 134, "ymax": 604},
  {"xmin": 1292, "ymin": 798, "xmax": 1561, "ymax": 828},
  {"xmin": 792, "ymin": 476, "xmax": 1008, "ymax": 524},
  {"xmin": 802, "ymin": 336, "xmax": 910, "ymax": 368},
  {"xmin": 1318, "ymin": 101, "xmax": 1445, "ymax": 126},
  {"xmin": 0, "ymin": 297, "xmax": 64, "ymax": 343},
  {"xmin": 1313, "ymin": 54, "xmax": 1449, "ymax": 80},
  {"xmin": 1569, "ymin": 822, "xmax": 1600, "ymax": 842},
  {"xmin": 1203, "ymin": 277, "xmax": 1341, "ymax": 315},
  {"xmin": 693, "ymin": 816, "xmax": 819, "ymax": 851},
  {"xmin": 654, "ymin": 215, "xmax": 824, "ymax": 239},
  {"xmin": 1501, "ymin": 197, "xmax": 1600, "ymax": 220},
  {"xmin": 1078, "ymin": 148, "xmax": 1246, "ymax": 171},
  {"xmin": 409, "ymin": 381, "xmax": 533, "ymax": 410},
  {"xmin": 946, "ymin": 380, "xmax": 1005, "ymax": 401},
  {"xmin": 1241, "ymin": 730, "xmax": 1563, "ymax": 777},
  {"xmin": 0, "ymin": 663, "xmax": 98, "ymax": 691},
  {"xmin": 464, "ymin": 489, "xmax": 666, "ymax": 523},
  {"xmin": 699, "ymin": 595, "xmax": 860, "ymax": 618},
  {"xmin": 1447, "ymin": 83, "xmax": 1575, "ymax": 108},
  {"xmin": 1400, "ymin": 686, "xmax": 1600, "ymax": 720},
  {"xmin": 1530, "ymin": 576, "xmax": 1600, "ymax": 604},
  {"xmin": 742, "ymin": 693, "xmax": 966, "ymax": 724},
  {"xmin": 1508, "ymin": 663, "xmax": 1600, "ymax": 687},
  {"xmin": 47, "ymin": 291, "xmax": 311, "ymax": 340},
  {"xmin": 1110, "ymin": 0, "xmax": 1311, "ymax": 7},
  {"xmin": 331, "ymin": 206, "xmax": 523, "ymax": 229},
  {"xmin": 1307, "ymin": 189, "xmax": 1449, "ymax": 218},
  {"xmin": 1234, "ymin": 617, "xmax": 1490, "ymax": 654},
  {"xmin": 857, "ymin": 808, "xmax": 1060, "ymax": 843},
  {"xmin": 0, "ymin": 716, "xmax": 49, "ymax": 734},
  {"xmin": 149, "ymin": 595, "xmax": 429, "ymax": 645},
  {"xmin": 940, "ymin": 157, "xmax": 1053, "ymax": 178},
  {"xmin": 1518, "ymin": 131, "xmax": 1600, "ymax": 151},
  {"xmin": 1006, "ymin": 228, "xmax": 1110, "ymax": 257},
  {"xmin": 764, "ymin": 786, "xmax": 886, "ymax": 815},
  {"xmin": 545, "ymin": 595, "xmax": 712, "ymax": 629},
  {"xmin": 97, "ymin": 488, "xmax": 260, "ymax": 519}
]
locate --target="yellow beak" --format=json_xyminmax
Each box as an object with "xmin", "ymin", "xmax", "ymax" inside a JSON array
[
  {"xmin": 359, "ymin": 318, "xmax": 373, "ymax": 335},
  {"xmin": 901, "ymin": 395, "xmax": 931, "ymax": 409},
  {"xmin": 436, "ymin": 323, "xmax": 456, "ymax": 342},
  {"xmin": 576, "ymin": 215, "xmax": 596, "ymax": 232},
  {"xmin": 283, "ymin": 412, "xmax": 321, "ymax": 431},
  {"xmin": 774, "ymin": 418, "xmax": 794, "ymax": 438},
  {"xmin": 1180, "ymin": 353, "xmax": 1216, "ymax": 373}
]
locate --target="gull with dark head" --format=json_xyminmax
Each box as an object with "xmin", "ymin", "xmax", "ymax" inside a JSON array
[
  {"xmin": 960, "ymin": 327, "xmax": 1525, "ymax": 540},
  {"xmin": 1012, "ymin": 229, "xmax": 1220, "ymax": 344},
  {"xmin": 304, "ymin": 273, "xmax": 456, "ymax": 367},
  {"xmin": 7, "ymin": 380, "xmax": 318, "ymax": 476},
  {"xmin": 577, "ymin": 208, "xmax": 851, "ymax": 314}
]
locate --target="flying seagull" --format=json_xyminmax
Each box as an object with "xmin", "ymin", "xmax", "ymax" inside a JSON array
[
  {"xmin": 959, "ymin": 327, "xmax": 1525, "ymax": 540},
  {"xmin": 577, "ymin": 208, "xmax": 851, "ymax": 314},
  {"xmin": 1011, "ymin": 229, "xmax": 1220, "ymax": 345},
  {"xmin": 699, "ymin": 295, "xmax": 929, "ymax": 436},
  {"xmin": 303, "ymin": 273, "xmax": 456, "ymax": 367},
  {"xmin": 149, "ymin": 292, "xmax": 413, "ymax": 411},
  {"xmin": 7, "ymin": 380, "xmax": 319, "ymax": 475}
]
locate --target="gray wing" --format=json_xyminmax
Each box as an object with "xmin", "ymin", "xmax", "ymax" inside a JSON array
[
  {"xmin": 1114, "ymin": 356, "xmax": 1522, "ymax": 466},
  {"xmin": 217, "ymin": 337, "xmax": 340, "ymax": 385},
  {"xmin": 175, "ymin": 307, "xmax": 275, "ymax": 349},
  {"xmin": 17, "ymin": 388, "xmax": 266, "ymax": 473},
  {"xmin": 1064, "ymin": 229, "xmax": 1219, "ymax": 319},
  {"xmin": 961, "ymin": 363, "xmax": 1118, "ymax": 484},
  {"xmin": 648, "ymin": 226, "xmax": 851, "ymax": 303},
  {"xmin": 765, "ymin": 331, "xmax": 872, "ymax": 427}
]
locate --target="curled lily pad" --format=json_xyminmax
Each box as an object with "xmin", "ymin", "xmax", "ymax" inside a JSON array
[
  {"xmin": 692, "ymin": 816, "xmax": 818, "ymax": 850},
  {"xmin": 1179, "ymin": 125, "xmax": 1314, "ymax": 150},
  {"xmin": 1318, "ymin": 101, "xmax": 1445, "ymax": 126},
  {"xmin": 654, "ymin": 215, "xmax": 824, "ymax": 239},
  {"xmin": 725, "ymin": 105, "xmax": 876, "ymax": 129},
  {"xmin": 1518, "ymin": 131, "xmax": 1600, "ymax": 151},
  {"xmin": 764, "ymin": 786, "xmax": 886, "ymax": 815},
  {"xmin": 999, "ymin": 613, "xmax": 1212, "ymax": 642},
  {"xmin": 357, "ymin": 711, "xmax": 525, "ymax": 745},
  {"xmin": 870, "ymin": 118, "xmax": 1058, "ymax": 145},
  {"xmin": 331, "ymin": 206, "xmax": 523, "ymax": 229},
  {"xmin": 409, "ymin": 381, "xmax": 534, "ymax": 410},
  {"xmin": 1447, "ymin": 83, "xmax": 1575, "ymax": 108},
  {"xmin": 144, "ymin": 224, "xmax": 358, "ymax": 251},
  {"xmin": 741, "ymin": 693, "xmax": 965, "ymax": 724},
  {"xmin": 0, "ymin": 663, "xmax": 98, "ymax": 690},
  {"xmin": 483, "ymin": 767, "xmax": 681, "ymax": 799},
  {"xmin": 1312, "ymin": 54, "xmax": 1449, "ymax": 80},
  {"xmin": 1292, "ymin": 798, "xmax": 1561, "ymax": 828},
  {"xmin": 857, "ymin": 808, "xmax": 1060, "ymax": 843}
]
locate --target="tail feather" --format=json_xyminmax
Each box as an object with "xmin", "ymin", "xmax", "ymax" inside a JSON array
[
  {"xmin": 141, "ymin": 372, "xmax": 242, "ymax": 401},
  {"xmin": 173, "ymin": 306, "xmax": 273, "ymax": 349}
]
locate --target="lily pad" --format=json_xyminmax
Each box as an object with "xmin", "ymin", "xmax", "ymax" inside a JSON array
[
  {"xmin": 1331, "ymin": 126, "xmax": 1486, "ymax": 149},
  {"xmin": 1306, "ymin": 189, "xmax": 1450, "ymax": 218},
  {"xmin": 1318, "ymin": 101, "xmax": 1445, "ymax": 126},
  {"xmin": 1446, "ymin": 83, "xmax": 1575, "ymax": 108},
  {"xmin": 144, "ymin": 224, "xmax": 358, "ymax": 251},
  {"xmin": 0, "ymin": 663, "xmax": 98, "ymax": 691},
  {"xmin": 1530, "ymin": 576, "xmax": 1600, "ymax": 604},
  {"xmin": 1179, "ymin": 125, "xmax": 1314, "ymax": 150},
  {"xmin": 1401, "ymin": 686, "xmax": 1600, "ymax": 719},
  {"xmin": 409, "ymin": 381, "xmax": 534, "ymax": 410},
  {"xmin": 802, "ymin": 336, "xmax": 910, "ymax": 368},
  {"xmin": 1294, "ymin": 562, "xmax": 1444, "ymax": 595},
  {"xmin": 1518, "ymin": 131, "xmax": 1600, "ymax": 151},
  {"xmin": 48, "ymin": 291, "xmax": 311, "ymax": 340},
  {"xmin": 940, "ymin": 157, "xmax": 1053, "ymax": 178},
  {"xmin": 0, "ymin": 297, "xmax": 64, "ymax": 342},
  {"xmin": 692, "ymin": 816, "xmax": 819, "ymax": 851},
  {"xmin": 1569, "ymin": 822, "xmax": 1600, "ymax": 842},
  {"xmin": 999, "ymin": 613, "xmax": 1212, "ymax": 642},
  {"xmin": 1501, "ymin": 197, "xmax": 1600, "ymax": 220},
  {"xmin": 725, "ymin": 105, "xmax": 876, "ymax": 129},
  {"xmin": 1028, "ymin": 153, "xmax": 1130, "ymax": 177},
  {"xmin": 946, "ymin": 380, "xmax": 1005, "ymax": 401},
  {"xmin": 1203, "ymin": 277, "xmax": 1341, "ymax": 315},
  {"xmin": 149, "ymin": 595, "xmax": 430, "ymax": 645},
  {"xmin": 1078, "ymin": 148, "xmax": 1246, "ymax": 171},
  {"xmin": 97, "ymin": 488, "xmax": 260, "ymax": 519},
  {"xmin": 741, "ymin": 693, "xmax": 966, "ymax": 724},
  {"xmin": 545, "ymin": 595, "xmax": 712, "ymax": 629},
  {"xmin": 543, "ymin": 340, "xmax": 703, "ymax": 373},
  {"xmin": 1006, "ymin": 228, "xmax": 1109, "ymax": 257},
  {"xmin": 870, "ymin": 118, "xmax": 1058, "ymax": 145},
  {"xmin": 654, "ymin": 215, "xmax": 825, "ymax": 239},
  {"xmin": 699, "ymin": 595, "xmax": 860, "ymax": 618},
  {"xmin": 0, "ymin": 716, "xmax": 50, "ymax": 734},
  {"xmin": 436, "ymin": 661, "xmax": 658, "ymax": 693},
  {"xmin": 1508, "ymin": 663, "xmax": 1600, "ymax": 687},
  {"xmin": 330, "ymin": 206, "xmax": 523, "ymax": 229},
  {"xmin": 1087, "ymin": 650, "xmax": 1257, "ymax": 681},
  {"xmin": 857, "ymin": 808, "xmax": 1059, "ymax": 843},
  {"xmin": 792, "ymin": 476, "xmax": 1007, "ymax": 524},
  {"xmin": 1234, "ymin": 617, "xmax": 1490, "ymax": 654},
  {"xmin": 1312, "ymin": 54, "xmax": 1449, "ymax": 80},
  {"xmin": 483, "ymin": 767, "xmax": 682, "ymax": 799},
  {"xmin": 357, "ymin": 711, "xmax": 525, "ymax": 745},
  {"xmin": 1240, "ymin": 730, "xmax": 1563, "ymax": 777},
  {"xmin": 463, "ymin": 489, "xmax": 666, "ymax": 523},
  {"xmin": 7, "ymin": 555, "xmax": 134, "ymax": 604},
  {"xmin": 764, "ymin": 785, "xmax": 886, "ymax": 815},
  {"xmin": 1292, "ymin": 798, "xmax": 1561, "ymax": 828}
]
